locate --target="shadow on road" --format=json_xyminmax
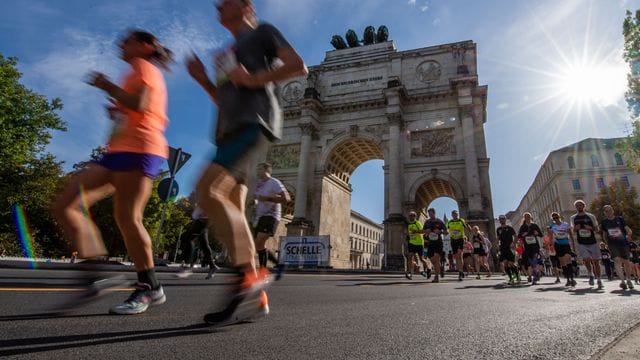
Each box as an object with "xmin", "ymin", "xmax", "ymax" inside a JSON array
[
  {"xmin": 609, "ymin": 289, "xmax": 640, "ymax": 297},
  {"xmin": 566, "ymin": 287, "xmax": 607, "ymax": 296},
  {"xmin": 0, "ymin": 323, "xmax": 217, "ymax": 357}
]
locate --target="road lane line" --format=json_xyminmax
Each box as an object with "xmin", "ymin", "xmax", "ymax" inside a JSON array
[{"xmin": 0, "ymin": 287, "xmax": 133, "ymax": 292}]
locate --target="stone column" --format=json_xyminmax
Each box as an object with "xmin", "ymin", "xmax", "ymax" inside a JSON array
[
  {"xmin": 286, "ymin": 102, "xmax": 319, "ymax": 236},
  {"xmin": 293, "ymin": 123, "xmax": 314, "ymax": 218},
  {"xmin": 460, "ymin": 104, "xmax": 483, "ymax": 217},
  {"xmin": 383, "ymin": 83, "xmax": 406, "ymax": 270},
  {"xmin": 386, "ymin": 113, "xmax": 403, "ymax": 217}
]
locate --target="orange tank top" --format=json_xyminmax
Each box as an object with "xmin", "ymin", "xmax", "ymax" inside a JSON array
[{"xmin": 107, "ymin": 58, "xmax": 169, "ymax": 158}]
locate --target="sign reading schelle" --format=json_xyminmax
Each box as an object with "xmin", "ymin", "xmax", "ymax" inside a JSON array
[{"xmin": 279, "ymin": 236, "xmax": 330, "ymax": 266}]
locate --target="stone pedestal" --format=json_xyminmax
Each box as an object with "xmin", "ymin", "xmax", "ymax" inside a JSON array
[
  {"xmin": 382, "ymin": 214, "xmax": 407, "ymax": 271},
  {"xmin": 286, "ymin": 217, "xmax": 315, "ymax": 236}
]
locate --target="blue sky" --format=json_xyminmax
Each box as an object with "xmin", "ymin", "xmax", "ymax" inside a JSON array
[{"xmin": 1, "ymin": 0, "xmax": 636, "ymax": 224}]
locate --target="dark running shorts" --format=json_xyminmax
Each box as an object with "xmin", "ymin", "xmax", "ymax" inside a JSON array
[
  {"xmin": 609, "ymin": 243, "xmax": 631, "ymax": 260},
  {"xmin": 253, "ymin": 216, "xmax": 279, "ymax": 237},
  {"xmin": 94, "ymin": 152, "xmax": 165, "ymax": 179},
  {"xmin": 550, "ymin": 255, "xmax": 560, "ymax": 268},
  {"xmin": 499, "ymin": 249, "xmax": 515, "ymax": 262},
  {"xmin": 427, "ymin": 241, "xmax": 443, "ymax": 259},
  {"xmin": 213, "ymin": 124, "xmax": 267, "ymax": 184},
  {"xmin": 451, "ymin": 238, "xmax": 464, "ymax": 253},
  {"xmin": 407, "ymin": 243, "xmax": 424, "ymax": 255},
  {"xmin": 554, "ymin": 244, "xmax": 572, "ymax": 258}
]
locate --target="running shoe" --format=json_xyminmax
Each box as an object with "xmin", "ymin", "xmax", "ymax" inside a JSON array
[
  {"xmin": 426, "ymin": 269, "xmax": 432, "ymax": 279},
  {"xmin": 109, "ymin": 282, "xmax": 165, "ymax": 315},
  {"xmin": 431, "ymin": 276, "xmax": 440, "ymax": 283},
  {"xmin": 588, "ymin": 275, "xmax": 595, "ymax": 286},
  {"xmin": 175, "ymin": 267, "xmax": 193, "ymax": 279},
  {"xmin": 53, "ymin": 274, "xmax": 127, "ymax": 312},
  {"xmin": 627, "ymin": 279, "xmax": 634, "ymax": 290},
  {"xmin": 204, "ymin": 290, "xmax": 269, "ymax": 326},
  {"xmin": 476, "ymin": 275, "xmax": 481, "ymax": 280},
  {"xmin": 458, "ymin": 272, "xmax": 463, "ymax": 282},
  {"xmin": 565, "ymin": 279, "xmax": 572, "ymax": 287},
  {"xmin": 554, "ymin": 278, "xmax": 561, "ymax": 284},
  {"xmin": 205, "ymin": 264, "xmax": 220, "ymax": 280},
  {"xmin": 527, "ymin": 276, "xmax": 532, "ymax": 283},
  {"xmin": 405, "ymin": 273, "xmax": 412, "ymax": 280},
  {"xmin": 420, "ymin": 271, "xmax": 427, "ymax": 277},
  {"xmin": 515, "ymin": 273, "xmax": 522, "ymax": 283},
  {"xmin": 620, "ymin": 280, "xmax": 628, "ymax": 290},
  {"xmin": 570, "ymin": 279, "xmax": 577, "ymax": 287},
  {"xmin": 204, "ymin": 270, "xmax": 273, "ymax": 326},
  {"xmin": 596, "ymin": 279, "xmax": 603, "ymax": 290}
]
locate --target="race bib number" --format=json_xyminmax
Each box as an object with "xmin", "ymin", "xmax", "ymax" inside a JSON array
[
  {"xmin": 553, "ymin": 231, "xmax": 567, "ymax": 240},
  {"xmin": 451, "ymin": 230, "xmax": 461, "ymax": 238},
  {"xmin": 602, "ymin": 253, "xmax": 610, "ymax": 259},
  {"xmin": 473, "ymin": 242, "xmax": 481, "ymax": 249},
  {"xmin": 525, "ymin": 236, "xmax": 537, "ymax": 245},
  {"xmin": 578, "ymin": 229, "xmax": 591, "ymax": 237},
  {"xmin": 607, "ymin": 228, "xmax": 623, "ymax": 238},
  {"xmin": 428, "ymin": 233, "xmax": 439, "ymax": 241}
]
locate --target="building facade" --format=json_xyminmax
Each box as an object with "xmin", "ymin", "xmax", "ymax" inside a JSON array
[
  {"xmin": 507, "ymin": 138, "xmax": 639, "ymax": 239},
  {"xmin": 349, "ymin": 211, "xmax": 384, "ymax": 269}
]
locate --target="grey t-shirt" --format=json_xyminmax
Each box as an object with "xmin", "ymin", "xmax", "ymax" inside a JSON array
[{"xmin": 214, "ymin": 23, "xmax": 292, "ymax": 143}]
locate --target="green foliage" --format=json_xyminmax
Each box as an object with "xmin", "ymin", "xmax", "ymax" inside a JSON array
[
  {"xmin": 622, "ymin": 10, "xmax": 640, "ymax": 170},
  {"xmin": 0, "ymin": 55, "xmax": 66, "ymax": 168},
  {"xmin": 0, "ymin": 54, "xmax": 67, "ymax": 256},
  {"xmin": 589, "ymin": 180, "xmax": 640, "ymax": 233}
]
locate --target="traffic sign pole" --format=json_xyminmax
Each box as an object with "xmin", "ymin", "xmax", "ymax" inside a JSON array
[{"xmin": 154, "ymin": 147, "xmax": 190, "ymax": 256}]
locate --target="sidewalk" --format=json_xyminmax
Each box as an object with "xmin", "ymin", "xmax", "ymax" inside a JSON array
[{"xmin": 592, "ymin": 321, "xmax": 640, "ymax": 359}]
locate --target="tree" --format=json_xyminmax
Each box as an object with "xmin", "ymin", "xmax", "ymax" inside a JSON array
[
  {"xmin": 0, "ymin": 55, "xmax": 67, "ymax": 256},
  {"xmin": 589, "ymin": 180, "xmax": 640, "ymax": 234},
  {"xmin": 621, "ymin": 10, "xmax": 640, "ymax": 171}
]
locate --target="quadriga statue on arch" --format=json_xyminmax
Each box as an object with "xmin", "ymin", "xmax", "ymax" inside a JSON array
[
  {"xmin": 376, "ymin": 25, "xmax": 389, "ymax": 42},
  {"xmin": 331, "ymin": 35, "xmax": 348, "ymax": 50},
  {"xmin": 346, "ymin": 29, "xmax": 360, "ymax": 47},
  {"xmin": 363, "ymin": 26, "xmax": 376, "ymax": 45}
]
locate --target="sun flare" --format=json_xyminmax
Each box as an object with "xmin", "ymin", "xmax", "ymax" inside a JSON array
[{"xmin": 556, "ymin": 62, "xmax": 627, "ymax": 107}]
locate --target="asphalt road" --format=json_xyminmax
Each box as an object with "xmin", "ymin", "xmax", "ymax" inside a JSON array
[{"xmin": 1, "ymin": 268, "xmax": 640, "ymax": 359}]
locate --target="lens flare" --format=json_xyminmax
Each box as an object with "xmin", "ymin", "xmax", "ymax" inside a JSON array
[{"xmin": 12, "ymin": 203, "xmax": 37, "ymax": 269}]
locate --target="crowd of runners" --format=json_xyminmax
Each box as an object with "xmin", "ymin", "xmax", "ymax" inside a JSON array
[{"xmin": 405, "ymin": 200, "xmax": 640, "ymax": 290}]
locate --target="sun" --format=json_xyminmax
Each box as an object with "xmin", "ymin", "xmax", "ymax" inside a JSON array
[{"xmin": 555, "ymin": 61, "xmax": 627, "ymax": 107}]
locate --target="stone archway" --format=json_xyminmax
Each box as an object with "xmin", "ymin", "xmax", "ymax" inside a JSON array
[{"xmin": 267, "ymin": 38, "xmax": 494, "ymax": 269}]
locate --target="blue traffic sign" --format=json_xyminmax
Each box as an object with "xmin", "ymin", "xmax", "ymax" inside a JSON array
[{"xmin": 158, "ymin": 177, "xmax": 179, "ymax": 202}]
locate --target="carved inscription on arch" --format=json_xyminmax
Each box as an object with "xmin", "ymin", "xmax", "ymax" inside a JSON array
[
  {"xmin": 410, "ymin": 128, "xmax": 456, "ymax": 157},
  {"xmin": 267, "ymin": 144, "xmax": 301, "ymax": 169}
]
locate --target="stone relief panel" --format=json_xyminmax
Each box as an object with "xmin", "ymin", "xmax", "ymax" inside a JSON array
[
  {"xmin": 410, "ymin": 128, "xmax": 456, "ymax": 157},
  {"xmin": 267, "ymin": 144, "xmax": 301, "ymax": 169},
  {"xmin": 282, "ymin": 81, "xmax": 304, "ymax": 103},
  {"xmin": 415, "ymin": 60, "xmax": 442, "ymax": 84}
]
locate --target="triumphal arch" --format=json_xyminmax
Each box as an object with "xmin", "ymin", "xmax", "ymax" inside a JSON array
[{"xmin": 267, "ymin": 31, "xmax": 495, "ymax": 269}]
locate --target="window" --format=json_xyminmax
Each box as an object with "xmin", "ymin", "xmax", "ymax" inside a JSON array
[
  {"xmin": 615, "ymin": 153, "xmax": 624, "ymax": 166},
  {"xmin": 567, "ymin": 156, "xmax": 575, "ymax": 169},
  {"xmin": 596, "ymin": 177, "xmax": 605, "ymax": 189},
  {"xmin": 591, "ymin": 155, "xmax": 599, "ymax": 167},
  {"xmin": 572, "ymin": 179, "xmax": 581, "ymax": 191},
  {"xmin": 621, "ymin": 176, "xmax": 630, "ymax": 188}
]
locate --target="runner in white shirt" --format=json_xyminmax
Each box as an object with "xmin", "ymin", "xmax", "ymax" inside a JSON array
[{"xmin": 253, "ymin": 162, "xmax": 290, "ymax": 279}]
